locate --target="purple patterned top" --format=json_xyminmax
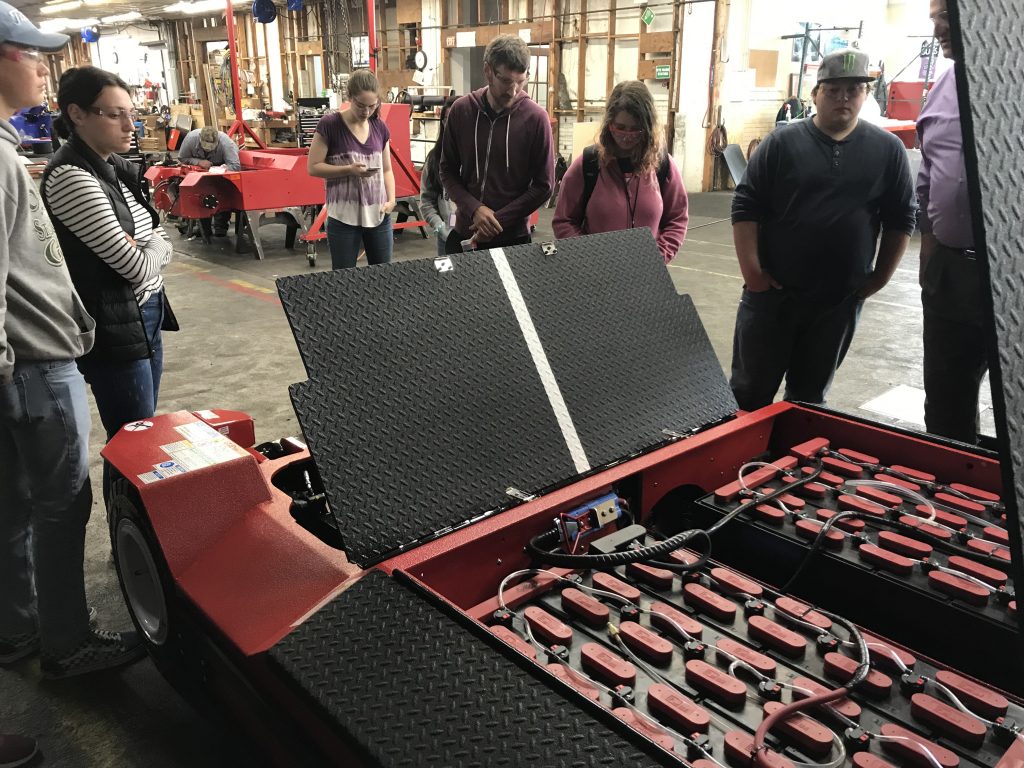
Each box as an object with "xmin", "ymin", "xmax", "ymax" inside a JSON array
[{"xmin": 315, "ymin": 111, "xmax": 391, "ymax": 227}]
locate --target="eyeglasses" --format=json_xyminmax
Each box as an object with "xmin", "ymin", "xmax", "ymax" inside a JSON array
[
  {"xmin": 821, "ymin": 83, "xmax": 867, "ymax": 100},
  {"xmin": 89, "ymin": 106, "xmax": 139, "ymax": 123},
  {"xmin": 1, "ymin": 45, "xmax": 42, "ymax": 63},
  {"xmin": 352, "ymin": 99, "xmax": 379, "ymax": 113},
  {"xmin": 493, "ymin": 70, "xmax": 528, "ymax": 89},
  {"xmin": 929, "ymin": 10, "xmax": 950, "ymax": 21}
]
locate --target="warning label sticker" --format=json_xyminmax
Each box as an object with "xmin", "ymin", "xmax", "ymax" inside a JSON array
[
  {"xmin": 138, "ymin": 461, "xmax": 189, "ymax": 484},
  {"xmin": 136, "ymin": 420, "xmax": 248, "ymax": 484}
]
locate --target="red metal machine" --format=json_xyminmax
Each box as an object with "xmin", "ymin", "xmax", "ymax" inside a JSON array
[
  {"xmin": 146, "ymin": 103, "xmax": 424, "ymax": 263},
  {"xmin": 100, "ymin": 227, "xmax": 1024, "ymax": 767}
]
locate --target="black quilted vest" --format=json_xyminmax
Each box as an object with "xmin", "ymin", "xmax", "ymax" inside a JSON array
[{"xmin": 42, "ymin": 135, "xmax": 160, "ymax": 362}]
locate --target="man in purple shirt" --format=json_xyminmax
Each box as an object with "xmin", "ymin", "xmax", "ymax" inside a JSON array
[{"xmin": 917, "ymin": 0, "xmax": 987, "ymax": 444}]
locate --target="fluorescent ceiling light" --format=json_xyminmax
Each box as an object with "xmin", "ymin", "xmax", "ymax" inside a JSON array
[
  {"xmin": 39, "ymin": 16, "xmax": 99, "ymax": 30},
  {"xmin": 41, "ymin": 1, "xmax": 83, "ymax": 14},
  {"xmin": 83, "ymin": 0, "xmax": 116, "ymax": 6},
  {"xmin": 101, "ymin": 10, "xmax": 143, "ymax": 22},
  {"xmin": 164, "ymin": 0, "xmax": 247, "ymax": 12}
]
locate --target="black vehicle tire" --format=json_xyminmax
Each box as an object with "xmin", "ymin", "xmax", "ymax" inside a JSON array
[{"xmin": 108, "ymin": 477, "xmax": 204, "ymax": 703}]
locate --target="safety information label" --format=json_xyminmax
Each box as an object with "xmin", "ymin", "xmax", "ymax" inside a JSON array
[
  {"xmin": 138, "ymin": 460, "xmax": 189, "ymax": 484},
  {"xmin": 135, "ymin": 421, "xmax": 248, "ymax": 484}
]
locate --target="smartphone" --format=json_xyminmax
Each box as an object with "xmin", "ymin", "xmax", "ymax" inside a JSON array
[{"xmin": 364, "ymin": 166, "xmax": 380, "ymax": 173}]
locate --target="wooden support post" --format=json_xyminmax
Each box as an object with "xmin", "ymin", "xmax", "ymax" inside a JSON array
[
  {"xmin": 576, "ymin": 0, "xmax": 587, "ymax": 123},
  {"xmin": 605, "ymin": 1, "xmax": 615, "ymax": 96},
  {"xmin": 700, "ymin": 0, "xmax": 729, "ymax": 191}
]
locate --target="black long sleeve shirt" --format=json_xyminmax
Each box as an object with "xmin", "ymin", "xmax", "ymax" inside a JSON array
[{"xmin": 732, "ymin": 118, "xmax": 917, "ymax": 302}]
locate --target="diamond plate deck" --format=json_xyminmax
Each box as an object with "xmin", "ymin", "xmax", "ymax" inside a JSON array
[
  {"xmin": 955, "ymin": 0, "xmax": 1024, "ymax": 633},
  {"xmin": 269, "ymin": 571, "xmax": 672, "ymax": 768},
  {"xmin": 278, "ymin": 231, "xmax": 734, "ymax": 567}
]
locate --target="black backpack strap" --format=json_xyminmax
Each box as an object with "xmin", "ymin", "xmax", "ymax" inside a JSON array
[
  {"xmin": 656, "ymin": 150, "xmax": 671, "ymax": 192},
  {"xmin": 580, "ymin": 144, "xmax": 600, "ymax": 218}
]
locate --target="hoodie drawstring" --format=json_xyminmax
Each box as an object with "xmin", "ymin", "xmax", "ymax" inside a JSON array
[
  {"xmin": 505, "ymin": 112, "xmax": 510, "ymax": 170},
  {"xmin": 474, "ymin": 111, "xmax": 481, "ymax": 184}
]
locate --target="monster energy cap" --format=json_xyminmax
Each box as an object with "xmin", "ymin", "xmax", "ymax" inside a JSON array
[{"xmin": 817, "ymin": 49, "xmax": 874, "ymax": 83}]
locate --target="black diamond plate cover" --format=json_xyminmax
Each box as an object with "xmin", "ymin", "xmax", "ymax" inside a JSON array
[
  {"xmin": 278, "ymin": 231, "xmax": 734, "ymax": 567},
  {"xmin": 269, "ymin": 571, "xmax": 671, "ymax": 768},
  {"xmin": 279, "ymin": 256, "xmax": 575, "ymax": 567},
  {"xmin": 506, "ymin": 229, "xmax": 737, "ymax": 464},
  {"xmin": 955, "ymin": 0, "xmax": 1024, "ymax": 624}
]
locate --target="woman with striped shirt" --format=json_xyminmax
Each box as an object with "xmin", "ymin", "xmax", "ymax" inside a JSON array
[{"xmin": 42, "ymin": 67, "xmax": 175, "ymax": 446}]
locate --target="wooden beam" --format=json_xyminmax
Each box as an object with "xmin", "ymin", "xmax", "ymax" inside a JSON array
[
  {"xmin": 194, "ymin": 25, "xmax": 228, "ymax": 42},
  {"xmin": 576, "ymin": 0, "xmax": 587, "ymax": 123},
  {"xmin": 701, "ymin": 0, "xmax": 729, "ymax": 191},
  {"xmin": 605, "ymin": 0, "xmax": 615, "ymax": 95}
]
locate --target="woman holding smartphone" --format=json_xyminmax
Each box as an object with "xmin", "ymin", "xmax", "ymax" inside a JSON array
[{"xmin": 308, "ymin": 69, "xmax": 396, "ymax": 269}]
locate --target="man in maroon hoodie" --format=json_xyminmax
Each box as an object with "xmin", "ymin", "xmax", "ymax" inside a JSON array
[{"xmin": 440, "ymin": 35, "xmax": 554, "ymax": 253}]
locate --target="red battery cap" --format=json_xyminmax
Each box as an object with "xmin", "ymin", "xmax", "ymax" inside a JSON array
[
  {"xmin": 669, "ymin": 549, "xmax": 704, "ymax": 566},
  {"xmin": 755, "ymin": 504, "xmax": 787, "ymax": 525},
  {"xmin": 934, "ymin": 669, "xmax": 1009, "ymax": 719},
  {"xmin": 686, "ymin": 660, "xmax": 747, "ymax": 707},
  {"xmin": 878, "ymin": 531, "xmax": 933, "ymax": 559},
  {"xmin": 545, "ymin": 663, "xmax": 601, "ymax": 701},
  {"xmin": 790, "ymin": 437, "xmax": 830, "ymax": 461},
  {"xmin": 748, "ymin": 615, "xmax": 807, "ymax": 658},
  {"xmin": 837, "ymin": 494, "xmax": 887, "ymax": 517},
  {"xmin": 1011, "ymin": 600, "xmax": 1017, "ymax": 615},
  {"xmin": 523, "ymin": 606, "xmax": 573, "ymax": 645},
  {"xmin": 862, "ymin": 632, "xmax": 916, "ymax": 671},
  {"xmin": 627, "ymin": 562, "xmax": 675, "ymax": 590},
  {"xmin": 823, "ymin": 652, "xmax": 892, "ymax": 697},
  {"xmin": 724, "ymin": 731, "xmax": 794, "ymax": 768},
  {"xmin": 775, "ymin": 596, "xmax": 832, "ymax": 630},
  {"xmin": 946, "ymin": 556, "xmax": 1008, "ymax": 588},
  {"xmin": 649, "ymin": 601, "xmax": 704, "ymax": 639},
  {"xmin": 797, "ymin": 481, "xmax": 829, "ymax": 499},
  {"xmin": 618, "ymin": 621, "xmax": 673, "ymax": 665},
  {"xmin": 898, "ymin": 515, "xmax": 953, "ymax": 541},
  {"xmin": 762, "ymin": 700, "xmax": 834, "ymax": 757},
  {"xmin": 966, "ymin": 537, "xmax": 1011, "ymax": 560},
  {"xmin": 852, "ymin": 754, "xmax": 899, "ymax": 768},
  {"xmin": 684, "ymin": 582, "xmax": 738, "ymax": 622},
  {"xmin": 859, "ymin": 543, "xmax": 915, "ymax": 576},
  {"xmin": 716, "ymin": 637, "xmax": 777, "ymax": 677},
  {"xmin": 561, "ymin": 587, "xmax": 610, "ymax": 627},
  {"xmin": 911, "ymin": 693, "xmax": 987, "ymax": 748},
  {"xmin": 983, "ymin": 526, "xmax": 1009, "ymax": 544},
  {"xmin": 711, "ymin": 567, "xmax": 764, "ymax": 598},
  {"xmin": 581, "ymin": 642, "xmax": 636, "ymax": 687},
  {"xmin": 875, "ymin": 473, "xmax": 921, "ymax": 492},
  {"xmin": 914, "ymin": 506, "xmax": 968, "ymax": 530},
  {"xmin": 795, "ymin": 519, "xmax": 844, "ymax": 549},
  {"xmin": 592, "ymin": 572, "xmax": 642, "ymax": 603},
  {"xmin": 647, "ymin": 683, "xmax": 711, "ymax": 733},
  {"xmin": 791, "ymin": 676, "xmax": 861, "ymax": 720},
  {"xmin": 715, "ymin": 456, "xmax": 798, "ymax": 502},
  {"xmin": 927, "ymin": 570, "xmax": 990, "ymax": 606},
  {"xmin": 948, "ymin": 483, "xmax": 999, "ymax": 503},
  {"xmin": 815, "ymin": 470, "xmax": 847, "ymax": 488},
  {"xmin": 818, "ymin": 508, "xmax": 866, "ymax": 533},
  {"xmin": 856, "ymin": 485, "xmax": 902, "ymax": 508},
  {"xmin": 612, "ymin": 707, "xmax": 675, "ymax": 751},
  {"xmin": 823, "ymin": 456, "xmax": 865, "ymax": 478},
  {"xmin": 490, "ymin": 625, "xmax": 537, "ymax": 659},
  {"xmin": 776, "ymin": 493, "xmax": 807, "ymax": 510},
  {"xmin": 693, "ymin": 761, "xmax": 719, "ymax": 768},
  {"xmin": 879, "ymin": 724, "xmax": 959, "ymax": 768},
  {"xmin": 839, "ymin": 448, "xmax": 880, "ymax": 465},
  {"xmin": 890, "ymin": 465, "xmax": 936, "ymax": 483},
  {"xmin": 934, "ymin": 492, "xmax": 986, "ymax": 515}
]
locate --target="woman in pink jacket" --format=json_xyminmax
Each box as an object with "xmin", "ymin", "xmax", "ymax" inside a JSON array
[{"xmin": 553, "ymin": 80, "xmax": 688, "ymax": 263}]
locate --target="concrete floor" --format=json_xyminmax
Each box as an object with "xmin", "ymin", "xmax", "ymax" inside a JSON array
[{"xmin": 0, "ymin": 193, "xmax": 994, "ymax": 767}]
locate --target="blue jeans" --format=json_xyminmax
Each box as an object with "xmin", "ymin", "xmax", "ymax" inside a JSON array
[
  {"xmin": 77, "ymin": 290, "xmax": 164, "ymax": 441},
  {"xmin": 326, "ymin": 214, "xmax": 393, "ymax": 269},
  {"xmin": 729, "ymin": 287, "xmax": 864, "ymax": 411},
  {"xmin": 0, "ymin": 360, "xmax": 93, "ymax": 656}
]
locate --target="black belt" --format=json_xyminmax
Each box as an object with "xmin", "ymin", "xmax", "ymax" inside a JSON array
[{"xmin": 937, "ymin": 241, "xmax": 977, "ymax": 260}]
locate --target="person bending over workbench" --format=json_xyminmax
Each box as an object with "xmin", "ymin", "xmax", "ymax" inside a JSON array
[{"xmin": 178, "ymin": 125, "xmax": 241, "ymax": 236}]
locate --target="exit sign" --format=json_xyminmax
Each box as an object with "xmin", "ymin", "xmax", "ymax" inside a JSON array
[
  {"xmin": 655, "ymin": 64, "xmax": 670, "ymax": 80},
  {"xmin": 641, "ymin": 7, "xmax": 655, "ymax": 25}
]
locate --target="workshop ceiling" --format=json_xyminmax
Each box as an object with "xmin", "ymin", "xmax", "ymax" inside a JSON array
[{"xmin": 11, "ymin": 0, "xmax": 252, "ymax": 36}]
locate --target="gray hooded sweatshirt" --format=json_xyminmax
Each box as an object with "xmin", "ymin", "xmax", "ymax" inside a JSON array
[{"xmin": 0, "ymin": 118, "xmax": 94, "ymax": 383}]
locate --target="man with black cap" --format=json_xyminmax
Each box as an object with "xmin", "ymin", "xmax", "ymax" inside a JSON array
[
  {"xmin": 178, "ymin": 124, "xmax": 240, "ymax": 235},
  {"xmin": 0, "ymin": 0, "xmax": 143, "ymax": 709},
  {"xmin": 728, "ymin": 48, "xmax": 917, "ymax": 411}
]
